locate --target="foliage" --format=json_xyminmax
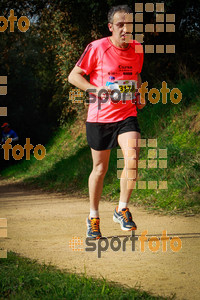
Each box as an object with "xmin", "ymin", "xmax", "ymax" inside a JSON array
[{"xmin": 0, "ymin": 0, "xmax": 199, "ymax": 169}]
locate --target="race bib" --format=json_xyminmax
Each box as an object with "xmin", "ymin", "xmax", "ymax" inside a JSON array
[{"xmin": 110, "ymin": 80, "xmax": 137, "ymax": 100}]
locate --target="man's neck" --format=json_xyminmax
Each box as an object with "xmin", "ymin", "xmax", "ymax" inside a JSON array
[{"xmin": 109, "ymin": 37, "xmax": 128, "ymax": 49}]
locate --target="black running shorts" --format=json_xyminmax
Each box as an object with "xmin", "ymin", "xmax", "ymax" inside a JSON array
[{"xmin": 86, "ymin": 116, "xmax": 141, "ymax": 151}]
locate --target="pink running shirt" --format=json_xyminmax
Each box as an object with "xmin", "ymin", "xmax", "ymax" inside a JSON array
[{"xmin": 76, "ymin": 37, "xmax": 144, "ymax": 123}]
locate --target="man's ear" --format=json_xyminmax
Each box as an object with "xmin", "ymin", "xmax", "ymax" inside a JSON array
[{"xmin": 108, "ymin": 23, "xmax": 113, "ymax": 33}]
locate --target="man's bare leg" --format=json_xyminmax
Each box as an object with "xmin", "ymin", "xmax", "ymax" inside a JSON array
[
  {"xmin": 117, "ymin": 131, "xmax": 141, "ymax": 207},
  {"xmin": 88, "ymin": 148, "xmax": 110, "ymax": 217}
]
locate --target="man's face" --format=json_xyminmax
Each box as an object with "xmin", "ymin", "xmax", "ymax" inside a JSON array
[{"xmin": 108, "ymin": 11, "xmax": 130, "ymax": 48}]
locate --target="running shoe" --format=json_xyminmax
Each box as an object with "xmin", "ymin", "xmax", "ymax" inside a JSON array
[
  {"xmin": 113, "ymin": 207, "xmax": 137, "ymax": 231},
  {"xmin": 86, "ymin": 216, "xmax": 102, "ymax": 239}
]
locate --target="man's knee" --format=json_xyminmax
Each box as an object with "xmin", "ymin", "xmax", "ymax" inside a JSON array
[{"xmin": 93, "ymin": 164, "xmax": 108, "ymax": 178}]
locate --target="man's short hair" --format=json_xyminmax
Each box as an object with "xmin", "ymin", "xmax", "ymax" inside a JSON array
[{"xmin": 108, "ymin": 5, "xmax": 133, "ymax": 23}]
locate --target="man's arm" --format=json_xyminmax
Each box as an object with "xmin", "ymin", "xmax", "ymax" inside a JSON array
[
  {"xmin": 136, "ymin": 73, "xmax": 146, "ymax": 109},
  {"xmin": 68, "ymin": 66, "xmax": 95, "ymax": 92},
  {"xmin": 9, "ymin": 129, "xmax": 18, "ymax": 142},
  {"xmin": 68, "ymin": 66, "xmax": 110, "ymax": 96}
]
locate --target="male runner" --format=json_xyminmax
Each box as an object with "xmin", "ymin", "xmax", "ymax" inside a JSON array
[{"xmin": 68, "ymin": 5, "xmax": 146, "ymax": 239}]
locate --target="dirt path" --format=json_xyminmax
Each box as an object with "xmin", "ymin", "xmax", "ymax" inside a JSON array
[{"xmin": 0, "ymin": 180, "xmax": 199, "ymax": 299}]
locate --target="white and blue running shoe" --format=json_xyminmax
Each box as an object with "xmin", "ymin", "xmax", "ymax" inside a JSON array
[{"xmin": 113, "ymin": 207, "xmax": 137, "ymax": 231}]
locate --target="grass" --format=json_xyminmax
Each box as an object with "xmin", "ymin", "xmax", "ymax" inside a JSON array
[
  {"xmin": 1, "ymin": 78, "xmax": 200, "ymax": 214},
  {"xmin": 0, "ymin": 252, "xmax": 170, "ymax": 299}
]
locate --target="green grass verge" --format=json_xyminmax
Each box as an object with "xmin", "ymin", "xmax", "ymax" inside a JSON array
[
  {"xmin": 0, "ymin": 252, "xmax": 170, "ymax": 299},
  {"xmin": 1, "ymin": 78, "xmax": 200, "ymax": 214}
]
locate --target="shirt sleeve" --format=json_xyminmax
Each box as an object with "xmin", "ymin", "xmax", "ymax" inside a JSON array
[{"xmin": 76, "ymin": 43, "xmax": 97, "ymax": 75}]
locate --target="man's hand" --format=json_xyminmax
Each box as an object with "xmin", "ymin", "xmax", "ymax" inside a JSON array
[
  {"xmin": 87, "ymin": 86, "xmax": 112, "ymax": 99},
  {"xmin": 94, "ymin": 86, "xmax": 112, "ymax": 98},
  {"xmin": 135, "ymin": 92, "xmax": 146, "ymax": 109},
  {"xmin": 136, "ymin": 73, "xmax": 146, "ymax": 109}
]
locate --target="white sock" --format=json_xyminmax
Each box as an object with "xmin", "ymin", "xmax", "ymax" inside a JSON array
[
  {"xmin": 118, "ymin": 201, "xmax": 128, "ymax": 212},
  {"xmin": 90, "ymin": 209, "xmax": 99, "ymax": 219}
]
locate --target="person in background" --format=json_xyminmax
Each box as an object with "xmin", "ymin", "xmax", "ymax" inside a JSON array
[{"xmin": 1, "ymin": 123, "xmax": 19, "ymax": 145}]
